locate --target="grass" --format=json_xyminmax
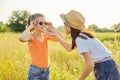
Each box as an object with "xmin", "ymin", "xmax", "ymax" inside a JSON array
[{"xmin": 0, "ymin": 32, "xmax": 120, "ymax": 80}]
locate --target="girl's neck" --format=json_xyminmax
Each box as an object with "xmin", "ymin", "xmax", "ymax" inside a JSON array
[
  {"xmin": 34, "ymin": 31, "xmax": 43, "ymax": 37},
  {"xmin": 33, "ymin": 31, "xmax": 44, "ymax": 42}
]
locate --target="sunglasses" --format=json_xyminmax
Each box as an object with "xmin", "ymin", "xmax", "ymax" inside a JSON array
[{"xmin": 39, "ymin": 21, "xmax": 48, "ymax": 25}]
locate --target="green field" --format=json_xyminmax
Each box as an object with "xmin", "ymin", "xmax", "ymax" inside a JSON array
[{"xmin": 0, "ymin": 32, "xmax": 120, "ymax": 80}]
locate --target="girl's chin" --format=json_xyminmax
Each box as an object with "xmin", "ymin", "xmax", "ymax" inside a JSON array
[{"xmin": 38, "ymin": 29, "xmax": 44, "ymax": 33}]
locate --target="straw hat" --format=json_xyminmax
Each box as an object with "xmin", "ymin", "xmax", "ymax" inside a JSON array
[{"xmin": 60, "ymin": 10, "xmax": 85, "ymax": 30}]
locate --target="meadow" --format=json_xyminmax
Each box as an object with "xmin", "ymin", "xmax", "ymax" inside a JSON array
[{"xmin": 0, "ymin": 32, "xmax": 120, "ymax": 80}]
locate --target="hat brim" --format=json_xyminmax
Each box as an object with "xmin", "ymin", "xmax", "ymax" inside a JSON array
[
  {"xmin": 60, "ymin": 14, "xmax": 85, "ymax": 30},
  {"xmin": 60, "ymin": 14, "xmax": 65, "ymax": 22},
  {"xmin": 60, "ymin": 14, "xmax": 71, "ymax": 26}
]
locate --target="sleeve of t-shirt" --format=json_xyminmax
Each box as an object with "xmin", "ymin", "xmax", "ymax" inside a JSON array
[
  {"xmin": 76, "ymin": 37, "xmax": 89, "ymax": 54},
  {"xmin": 44, "ymin": 34, "xmax": 58, "ymax": 42}
]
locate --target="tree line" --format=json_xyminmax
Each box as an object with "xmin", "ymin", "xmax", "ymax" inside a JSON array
[{"xmin": 0, "ymin": 9, "xmax": 120, "ymax": 33}]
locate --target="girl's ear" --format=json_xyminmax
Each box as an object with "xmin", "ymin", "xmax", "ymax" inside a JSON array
[{"xmin": 66, "ymin": 25, "xmax": 71, "ymax": 34}]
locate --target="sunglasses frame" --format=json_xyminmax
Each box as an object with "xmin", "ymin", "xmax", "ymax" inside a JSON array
[{"xmin": 39, "ymin": 21, "xmax": 48, "ymax": 25}]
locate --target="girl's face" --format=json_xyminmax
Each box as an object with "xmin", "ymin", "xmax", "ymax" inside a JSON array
[
  {"xmin": 35, "ymin": 17, "xmax": 47, "ymax": 32},
  {"xmin": 64, "ymin": 23, "xmax": 70, "ymax": 34}
]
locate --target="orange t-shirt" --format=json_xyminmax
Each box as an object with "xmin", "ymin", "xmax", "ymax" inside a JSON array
[{"xmin": 28, "ymin": 34, "xmax": 57, "ymax": 68}]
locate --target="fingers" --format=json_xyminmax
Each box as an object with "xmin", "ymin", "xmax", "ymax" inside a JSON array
[
  {"xmin": 45, "ymin": 30, "xmax": 56, "ymax": 37},
  {"xmin": 46, "ymin": 22, "xmax": 55, "ymax": 29},
  {"xmin": 28, "ymin": 21, "xmax": 37, "ymax": 30},
  {"xmin": 46, "ymin": 22, "xmax": 52, "ymax": 26},
  {"xmin": 30, "ymin": 21, "xmax": 37, "ymax": 26},
  {"xmin": 30, "ymin": 21, "xmax": 34, "ymax": 25}
]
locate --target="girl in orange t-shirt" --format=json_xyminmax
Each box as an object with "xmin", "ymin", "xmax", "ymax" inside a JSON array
[{"xmin": 19, "ymin": 13, "xmax": 64, "ymax": 80}]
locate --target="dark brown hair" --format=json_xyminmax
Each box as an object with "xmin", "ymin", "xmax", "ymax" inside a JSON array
[{"xmin": 70, "ymin": 27, "xmax": 96, "ymax": 49}]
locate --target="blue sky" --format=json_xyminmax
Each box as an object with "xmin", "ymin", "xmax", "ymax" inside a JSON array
[{"xmin": 0, "ymin": 0, "xmax": 120, "ymax": 28}]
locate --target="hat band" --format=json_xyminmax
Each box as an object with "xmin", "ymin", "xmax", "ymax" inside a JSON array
[
  {"xmin": 63, "ymin": 15, "xmax": 76, "ymax": 27},
  {"xmin": 63, "ymin": 15, "xmax": 85, "ymax": 30}
]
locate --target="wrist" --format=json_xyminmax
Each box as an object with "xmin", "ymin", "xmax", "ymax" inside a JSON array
[{"xmin": 79, "ymin": 76, "xmax": 85, "ymax": 80}]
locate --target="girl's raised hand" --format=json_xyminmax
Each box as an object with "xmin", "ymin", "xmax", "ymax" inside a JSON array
[
  {"xmin": 29, "ymin": 21, "xmax": 36, "ymax": 29},
  {"xmin": 46, "ymin": 22, "xmax": 56, "ymax": 30},
  {"xmin": 27, "ymin": 21, "xmax": 37, "ymax": 32},
  {"xmin": 44, "ymin": 28, "xmax": 57, "ymax": 37},
  {"xmin": 43, "ymin": 22, "xmax": 57, "ymax": 36}
]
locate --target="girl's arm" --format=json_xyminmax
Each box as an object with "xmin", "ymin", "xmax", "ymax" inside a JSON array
[
  {"xmin": 55, "ymin": 32, "xmax": 72, "ymax": 51},
  {"xmin": 79, "ymin": 52, "xmax": 94, "ymax": 80},
  {"xmin": 47, "ymin": 22, "xmax": 66, "ymax": 40},
  {"xmin": 19, "ymin": 22, "xmax": 35, "ymax": 42},
  {"xmin": 45, "ymin": 27, "xmax": 72, "ymax": 51},
  {"xmin": 54, "ymin": 28, "xmax": 66, "ymax": 40},
  {"xmin": 45, "ymin": 22, "xmax": 72, "ymax": 51}
]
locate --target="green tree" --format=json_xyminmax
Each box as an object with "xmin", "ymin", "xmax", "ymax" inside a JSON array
[
  {"xmin": 88, "ymin": 24, "xmax": 113, "ymax": 32},
  {"xmin": 0, "ymin": 21, "xmax": 10, "ymax": 32},
  {"xmin": 57, "ymin": 26, "xmax": 64, "ymax": 32},
  {"xmin": 88, "ymin": 24, "xmax": 99, "ymax": 31},
  {"xmin": 111, "ymin": 22, "xmax": 120, "ymax": 32},
  {"xmin": 7, "ymin": 10, "xmax": 30, "ymax": 32}
]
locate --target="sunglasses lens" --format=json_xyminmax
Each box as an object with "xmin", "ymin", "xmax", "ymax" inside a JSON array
[
  {"xmin": 39, "ymin": 21, "xmax": 47, "ymax": 25},
  {"xmin": 45, "ymin": 22, "xmax": 48, "ymax": 25},
  {"xmin": 39, "ymin": 22, "xmax": 43, "ymax": 25}
]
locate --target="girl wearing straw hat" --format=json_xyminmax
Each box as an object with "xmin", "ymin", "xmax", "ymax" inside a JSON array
[{"xmin": 47, "ymin": 10, "xmax": 120, "ymax": 80}]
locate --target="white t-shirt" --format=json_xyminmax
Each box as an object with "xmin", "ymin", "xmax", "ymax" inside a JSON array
[{"xmin": 76, "ymin": 33, "xmax": 112, "ymax": 62}]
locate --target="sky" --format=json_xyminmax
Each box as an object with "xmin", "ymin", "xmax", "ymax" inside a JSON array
[{"xmin": 0, "ymin": 0, "xmax": 120, "ymax": 28}]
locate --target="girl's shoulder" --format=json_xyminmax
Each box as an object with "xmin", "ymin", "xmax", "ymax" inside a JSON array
[
  {"xmin": 43, "ymin": 33, "xmax": 58, "ymax": 41},
  {"xmin": 43, "ymin": 33, "xmax": 48, "ymax": 39}
]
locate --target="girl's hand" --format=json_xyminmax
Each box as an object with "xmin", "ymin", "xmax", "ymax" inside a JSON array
[
  {"xmin": 29, "ymin": 21, "xmax": 36, "ymax": 29},
  {"xmin": 46, "ymin": 22, "xmax": 56, "ymax": 30},
  {"xmin": 46, "ymin": 22, "xmax": 53, "ymax": 27},
  {"xmin": 43, "ymin": 21, "xmax": 59, "ymax": 37},
  {"xmin": 27, "ymin": 21, "xmax": 37, "ymax": 32},
  {"xmin": 45, "ymin": 28, "xmax": 57, "ymax": 37}
]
